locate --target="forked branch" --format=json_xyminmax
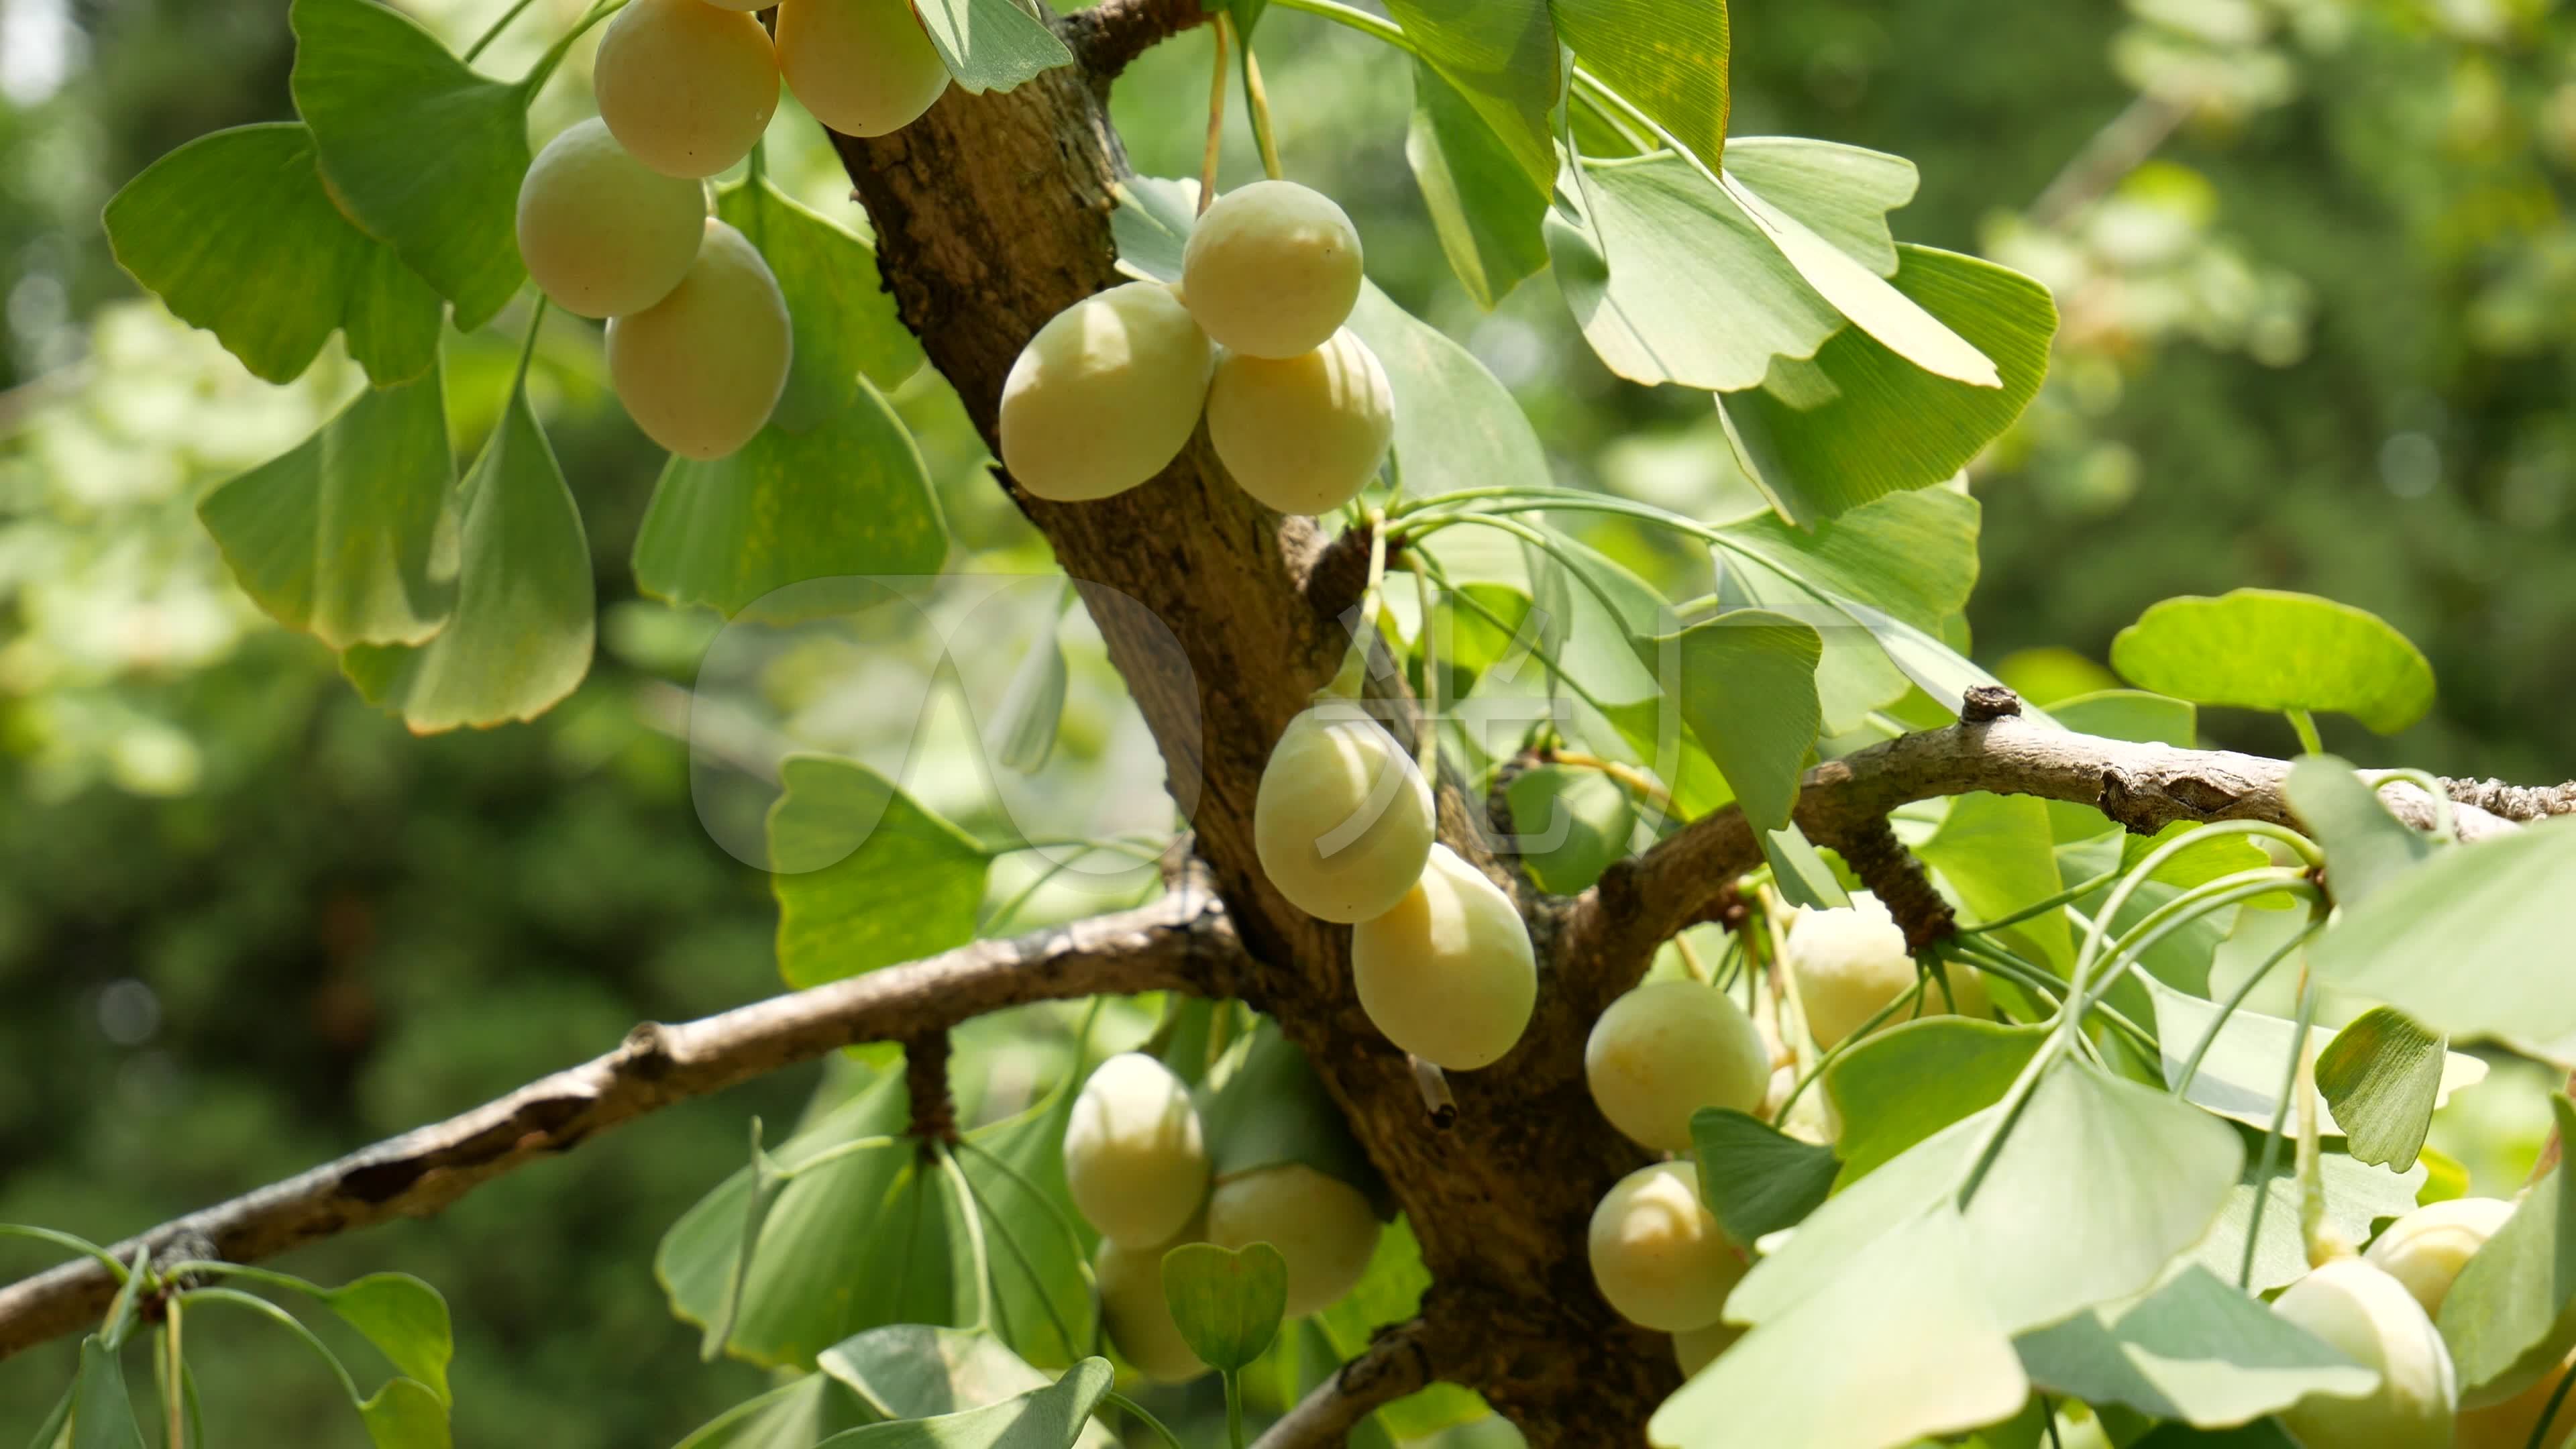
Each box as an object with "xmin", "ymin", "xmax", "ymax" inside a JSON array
[
  {"xmin": 0, "ymin": 890, "xmax": 1241, "ymax": 1362},
  {"xmin": 1248, "ymin": 1318, "xmax": 1437, "ymax": 1449}
]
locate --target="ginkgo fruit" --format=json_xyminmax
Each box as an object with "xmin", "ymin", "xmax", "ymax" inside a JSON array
[
  {"xmin": 1588, "ymin": 1161, "xmax": 1746, "ymax": 1333},
  {"xmin": 606, "ymin": 220, "xmax": 790, "ymax": 461},
  {"xmin": 999, "ymin": 280, "xmax": 1213, "ymax": 502},
  {"xmin": 1784, "ymin": 894, "xmax": 1987, "ymax": 1049},
  {"xmin": 515, "ymin": 119, "xmax": 706, "ymax": 319},
  {"xmin": 2272, "ymin": 1256, "xmax": 2459, "ymax": 1449},
  {"xmin": 594, "ymin": 0, "xmax": 780, "ymax": 179},
  {"xmin": 1061, "ymin": 1053, "xmax": 1210, "ymax": 1249},
  {"xmin": 1674, "ymin": 1320, "xmax": 1741, "ymax": 1378},
  {"xmin": 1253, "ymin": 702, "xmax": 1436, "ymax": 924},
  {"xmin": 774, "ymin": 0, "xmax": 951, "ymax": 139},
  {"xmin": 1205, "ymin": 1164, "xmax": 1380, "ymax": 1318},
  {"xmin": 1205, "ymin": 329, "xmax": 1394, "ymax": 515},
  {"xmin": 2365, "ymin": 1195, "xmax": 2514, "ymax": 1319},
  {"xmin": 1181, "ymin": 180, "xmax": 1364, "ymax": 359},
  {"xmin": 1095, "ymin": 1230, "xmax": 1211, "ymax": 1384},
  {"xmin": 1351, "ymin": 845, "xmax": 1536, "ymax": 1071},
  {"xmin": 1585, "ymin": 981, "xmax": 1770, "ymax": 1152}
]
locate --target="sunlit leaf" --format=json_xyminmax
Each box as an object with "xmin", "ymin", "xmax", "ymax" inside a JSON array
[
  {"xmin": 1662, "ymin": 610, "xmax": 1822, "ymax": 833},
  {"xmin": 1827, "ymin": 1018, "xmax": 2049, "ymax": 1183},
  {"xmin": 2013, "ymin": 1265, "xmax": 2375, "ymax": 1428},
  {"xmin": 769, "ymin": 756, "xmax": 991, "ymax": 989},
  {"xmin": 912, "ymin": 0, "xmax": 1073, "ymax": 93},
  {"xmin": 2109, "ymin": 590, "xmax": 2435, "ymax": 734},
  {"xmin": 1720, "ymin": 138, "xmax": 1917, "ymax": 276},
  {"xmin": 2188, "ymin": 1144, "xmax": 2425, "ymax": 1293},
  {"xmin": 1549, "ymin": 0, "xmax": 1727, "ymax": 171},
  {"xmin": 2284, "ymin": 756, "xmax": 2433, "ymax": 910},
  {"xmin": 2308, "ymin": 818, "xmax": 2576, "ymax": 1044},
  {"xmin": 1917, "ymin": 792, "xmax": 2075, "ymax": 969},
  {"xmin": 354, "ymin": 1377, "xmax": 449, "ymax": 1449},
  {"xmin": 1708, "ymin": 486, "xmax": 1980, "ymax": 634},
  {"xmin": 813, "ymin": 1359, "xmax": 1113, "ymax": 1449},
  {"xmin": 322, "ymin": 1275, "xmax": 453, "ymax": 1406},
  {"xmin": 2438, "ymin": 1095, "xmax": 2576, "ymax": 1406},
  {"xmin": 1406, "ymin": 58, "xmax": 1548, "ymax": 309},
  {"xmin": 718, "ymin": 178, "xmax": 926, "ymax": 425},
  {"xmin": 2313, "ymin": 1006, "xmax": 2448, "ymax": 1171},
  {"xmin": 1689, "ymin": 1108, "xmax": 1842, "ymax": 1247},
  {"xmin": 820, "ymin": 1326, "xmax": 1110, "ymax": 1445},
  {"xmin": 1381, "ymin": 0, "xmax": 1558, "ymax": 189},
  {"xmin": 1346, "ymin": 282, "xmax": 1554, "ymax": 502},
  {"xmin": 2141, "ymin": 976, "xmax": 2486, "ymax": 1139},
  {"xmin": 675, "ymin": 1375, "xmax": 873, "ymax": 1449}
]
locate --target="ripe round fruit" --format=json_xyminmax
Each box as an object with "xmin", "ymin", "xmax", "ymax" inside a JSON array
[
  {"xmin": 515, "ymin": 119, "xmax": 706, "ymax": 319},
  {"xmin": 1674, "ymin": 1320, "xmax": 1741, "ymax": 1378},
  {"xmin": 1181, "ymin": 180, "xmax": 1364, "ymax": 360},
  {"xmin": 1252, "ymin": 702, "xmax": 1436, "ymax": 924},
  {"xmin": 1061, "ymin": 1053, "xmax": 1210, "ymax": 1250},
  {"xmin": 1205, "ymin": 1164, "xmax": 1380, "ymax": 1318},
  {"xmin": 1784, "ymin": 894, "xmax": 1987, "ymax": 1049},
  {"xmin": 2272, "ymin": 1256, "xmax": 2459, "ymax": 1449},
  {"xmin": 1589, "ymin": 1162, "xmax": 1746, "ymax": 1333},
  {"xmin": 998, "ymin": 281, "xmax": 1213, "ymax": 502},
  {"xmin": 1586, "ymin": 981, "xmax": 1770, "ymax": 1152},
  {"xmin": 594, "ymin": 0, "xmax": 780, "ymax": 179},
  {"xmin": 1351, "ymin": 845, "xmax": 1536, "ymax": 1071},
  {"xmin": 775, "ymin": 0, "xmax": 951, "ymax": 139},
  {"xmin": 2365, "ymin": 1196, "xmax": 2515, "ymax": 1320},
  {"xmin": 1205, "ymin": 329, "xmax": 1394, "ymax": 516},
  {"xmin": 1094, "ymin": 1234, "xmax": 1210, "ymax": 1384},
  {"xmin": 606, "ymin": 219, "xmax": 790, "ymax": 460}
]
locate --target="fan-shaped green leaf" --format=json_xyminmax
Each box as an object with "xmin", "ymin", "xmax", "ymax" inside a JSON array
[
  {"xmin": 1709, "ymin": 486, "xmax": 1980, "ymax": 633},
  {"xmin": 1917, "ymin": 792, "xmax": 2076, "ymax": 969},
  {"xmin": 1688, "ymin": 1108, "xmax": 1842, "ymax": 1247},
  {"xmin": 1505, "ymin": 765, "xmax": 1635, "ymax": 893},
  {"xmin": 675, "ymin": 1375, "xmax": 873, "ymax": 1449},
  {"xmin": 1381, "ymin": 0, "xmax": 1557, "ymax": 189},
  {"xmin": 1717, "ymin": 247, "xmax": 2055, "ymax": 525},
  {"xmin": 2109, "ymin": 590, "xmax": 2435, "ymax": 735},
  {"xmin": 2438, "ymin": 1095, "xmax": 2576, "ymax": 1406},
  {"xmin": 2142, "ymin": 975, "xmax": 2486, "ymax": 1139},
  {"xmin": 2308, "ymin": 818, "xmax": 2576, "ymax": 1044},
  {"xmin": 321, "ymin": 1275, "xmax": 453, "ymax": 1406},
  {"xmin": 290, "ymin": 0, "xmax": 529, "ymax": 331},
  {"xmin": 70, "ymin": 1336, "xmax": 144, "ymax": 1449},
  {"xmin": 719, "ymin": 179, "xmax": 925, "ymax": 427},
  {"xmin": 813, "ymin": 1360, "xmax": 1113, "ymax": 1449},
  {"xmin": 2013, "ymin": 1265, "xmax": 2376, "ymax": 1429},
  {"xmin": 1720, "ymin": 138, "xmax": 1917, "ymax": 276},
  {"xmin": 2284, "ymin": 757, "xmax": 2434, "ymax": 910},
  {"xmin": 820, "ymin": 1326, "xmax": 1108, "ymax": 1444},
  {"xmin": 769, "ymin": 756, "xmax": 991, "ymax": 989},
  {"xmin": 1161, "ymin": 1243, "xmax": 1287, "ymax": 1373},
  {"xmin": 1197, "ymin": 1022, "xmax": 1392, "ymax": 1218},
  {"xmin": 1549, "ymin": 0, "xmax": 1727, "ymax": 172},
  {"xmin": 2313, "ymin": 1006, "xmax": 2448, "ymax": 1171},
  {"xmin": 634, "ymin": 383, "xmax": 948, "ymax": 623},
  {"xmin": 343, "ymin": 377, "xmax": 593, "ymax": 733},
  {"xmin": 1406, "ymin": 57, "xmax": 1548, "ymax": 309},
  {"xmin": 355, "ymin": 1377, "xmax": 449, "ymax": 1449},
  {"xmin": 1827, "ymin": 1018, "xmax": 2050, "ymax": 1183},
  {"xmin": 1662, "ymin": 610, "xmax": 1822, "ymax": 833},
  {"xmin": 103, "ymin": 123, "xmax": 440, "ymax": 387},
  {"xmin": 199, "ymin": 367, "xmax": 457, "ymax": 650},
  {"xmin": 912, "ymin": 0, "xmax": 1072, "ymax": 94},
  {"xmin": 2188, "ymin": 1144, "xmax": 2425, "ymax": 1293},
  {"xmin": 1346, "ymin": 282, "xmax": 1553, "ymax": 501}
]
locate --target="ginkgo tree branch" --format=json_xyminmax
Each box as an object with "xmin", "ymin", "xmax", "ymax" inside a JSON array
[
  {"xmin": 1556, "ymin": 686, "xmax": 2558, "ymax": 1003},
  {"xmin": 0, "ymin": 888, "xmax": 1243, "ymax": 1364},
  {"xmin": 1248, "ymin": 1318, "xmax": 1436, "ymax": 1449}
]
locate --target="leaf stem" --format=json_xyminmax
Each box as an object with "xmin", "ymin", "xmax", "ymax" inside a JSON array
[
  {"xmin": 1225, "ymin": 1367, "xmax": 1248, "ymax": 1449},
  {"xmin": 2285, "ymin": 709, "xmax": 2324, "ymax": 756},
  {"xmin": 932, "ymin": 1142, "xmax": 995, "ymax": 1332},
  {"xmin": 2524, "ymin": 1367, "xmax": 2576, "ymax": 1449},
  {"xmin": 2169, "ymin": 920, "xmax": 2320, "ymax": 1100},
  {"xmin": 519, "ymin": 0, "xmax": 627, "ymax": 99},
  {"xmin": 163, "ymin": 1303, "xmax": 184, "ymax": 1449},
  {"xmin": 1544, "ymin": 749, "xmax": 1675, "ymax": 814},
  {"xmin": 1230, "ymin": 16, "xmax": 1284, "ymax": 182},
  {"xmin": 1768, "ymin": 979, "xmax": 1925, "ymax": 1127},
  {"xmin": 463, "ymin": 0, "xmax": 545, "ymax": 62},
  {"xmin": 1199, "ymin": 17, "xmax": 1231, "ymax": 216},
  {"xmin": 1413, "ymin": 567, "xmax": 1438, "ymax": 780},
  {"xmin": 2239, "ymin": 971, "xmax": 2320, "ymax": 1289},
  {"xmin": 176, "ymin": 1287, "xmax": 366, "ymax": 1407},
  {"xmin": 1957, "ymin": 867, "xmax": 2122, "ymax": 936},
  {"xmin": 0, "ymin": 1224, "xmax": 130, "ymax": 1285},
  {"xmin": 1104, "ymin": 1390, "xmax": 1189, "ymax": 1449}
]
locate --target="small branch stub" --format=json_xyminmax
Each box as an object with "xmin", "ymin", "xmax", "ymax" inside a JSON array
[
  {"xmin": 1835, "ymin": 816, "xmax": 1958, "ymax": 953},
  {"xmin": 905, "ymin": 1032, "xmax": 959, "ymax": 1146},
  {"xmin": 1960, "ymin": 684, "xmax": 2023, "ymax": 724}
]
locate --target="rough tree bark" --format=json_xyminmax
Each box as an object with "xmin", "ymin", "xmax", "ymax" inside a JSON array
[{"xmin": 825, "ymin": 12, "xmax": 1680, "ymax": 1439}]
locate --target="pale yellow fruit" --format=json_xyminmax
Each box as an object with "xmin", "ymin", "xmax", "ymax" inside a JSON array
[
  {"xmin": 594, "ymin": 0, "xmax": 780, "ymax": 179},
  {"xmin": 1785, "ymin": 894, "xmax": 1988, "ymax": 1049},
  {"xmin": 2365, "ymin": 1196, "xmax": 2516, "ymax": 1320},
  {"xmin": 1205, "ymin": 329, "xmax": 1394, "ymax": 515},
  {"xmin": 1588, "ymin": 1161, "xmax": 1747, "ymax": 1333},
  {"xmin": 515, "ymin": 119, "xmax": 706, "ymax": 319},
  {"xmin": 1181, "ymin": 180, "xmax": 1364, "ymax": 359},
  {"xmin": 1673, "ymin": 1320, "xmax": 1741, "ymax": 1378},
  {"xmin": 1763, "ymin": 1063, "xmax": 1842, "ymax": 1147},
  {"xmin": 1205, "ymin": 1164, "xmax": 1380, "ymax": 1318},
  {"xmin": 2272, "ymin": 1256, "xmax": 2459, "ymax": 1449},
  {"xmin": 606, "ymin": 219, "xmax": 790, "ymax": 460},
  {"xmin": 1252, "ymin": 702, "xmax": 1436, "ymax": 924},
  {"xmin": 1586, "ymin": 981, "xmax": 1770, "ymax": 1153},
  {"xmin": 1095, "ymin": 1231, "xmax": 1210, "ymax": 1384},
  {"xmin": 1061, "ymin": 1053, "xmax": 1210, "ymax": 1249},
  {"xmin": 2457, "ymin": 1350, "xmax": 2575, "ymax": 1449},
  {"xmin": 998, "ymin": 281, "xmax": 1212, "ymax": 502},
  {"xmin": 1351, "ymin": 845, "xmax": 1535, "ymax": 1071},
  {"xmin": 775, "ymin": 0, "xmax": 951, "ymax": 139}
]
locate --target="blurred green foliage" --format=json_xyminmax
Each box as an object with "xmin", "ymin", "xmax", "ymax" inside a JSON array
[{"xmin": 1, "ymin": 0, "xmax": 2569, "ymax": 1442}]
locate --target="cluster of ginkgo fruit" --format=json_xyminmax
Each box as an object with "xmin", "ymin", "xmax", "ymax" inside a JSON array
[
  {"xmin": 513, "ymin": 0, "xmax": 954, "ymax": 460},
  {"xmin": 999, "ymin": 179, "xmax": 1398, "ymax": 516},
  {"xmin": 1059, "ymin": 1051, "xmax": 1383, "ymax": 1381}
]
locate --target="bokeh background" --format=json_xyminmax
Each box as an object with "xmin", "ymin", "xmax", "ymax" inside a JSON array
[{"xmin": 1, "ymin": 0, "xmax": 2570, "ymax": 1442}]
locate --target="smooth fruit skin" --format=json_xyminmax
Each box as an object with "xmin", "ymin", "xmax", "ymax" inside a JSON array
[
  {"xmin": 594, "ymin": 0, "xmax": 780, "ymax": 179},
  {"xmin": 1586, "ymin": 981, "xmax": 1770, "ymax": 1152},
  {"xmin": 1673, "ymin": 1320, "xmax": 1741, "ymax": 1379},
  {"xmin": 2365, "ymin": 1196, "xmax": 2516, "ymax": 1319},
  {"xmin": 1205, "ymin": 329, "xmax": 1394, "ymax": 515},
  {"xmin": 1181, "ymin": 180, "xmax": 1364, "ymax": 359},
  {"xmin": 1095, "ymin": 1231, "xmax": 1211, "ymax": 1384},
  {"xmin": 1351, "ymin": 845, "xmax": 1536, "ymax": 1071},
  {"xmin": 1785, "ymin": 893, "xmax": 1988, "ymax": 1049},
  {"xmin": 2272, "ymin": 1256, "xmax": 2459, "ymax": 1449},
  {"xmin": 1589, "ymin": 1161, "xmax": 1746, "ymax": 1333},
  {"xmin": 1061, "ymin": 1053, "xmax": 1210, "ymax": 1249},
  {"xmin": 606, "ymin": 219, "xmax": 790, "ymax": 460},
  {"xmin": 998, "ymin": 281, "xmax": 1213, "ymax": 502},
  {"xmin": 1252, "ymin": 702, "xmax": 1436, "ymax": 924},
  {"xmin": 515, "ymin": 119, "xmax": 706, "ymax": 319},
  {"xmin": 774, "ymin": 0, "xmax": 951, "ymax": 139},
  {"xmin": 1205, "ymin": 1164, "xmax": 1381, "ymax": 1318}
]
